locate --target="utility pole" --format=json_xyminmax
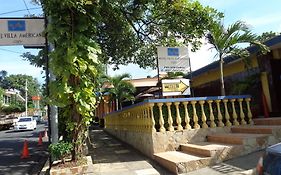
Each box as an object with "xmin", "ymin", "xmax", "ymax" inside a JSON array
[
  {"xmin": 25, "ymin": 79, "xmax": 28, "ymax": 116},
  {"xmin": 44, "ymin": 15, "xmax": 58, "ymax": 144}
]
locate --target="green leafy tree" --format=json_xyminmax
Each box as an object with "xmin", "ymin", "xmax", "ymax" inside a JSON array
[
  {"xmin": 103, "ymin": 73, "xmax": 136, "ymax": 110},
  {"xmin": 0, "ymin": 87, "xmax": 4, "ymax": 108},
  {"xmin": 206, "ymin": 21, "xmax": 269, "ymax": 96},
  {"xmin": 4, "ymin": 74, "xmax": 41, "ymax": 97},
  {"xmin": 257, "ymin": 31, "xmax": 279, "ymax": 43},
  {"xmin": 41, "ymin": 0, "xmax": 222, "ymax": 161},
  {"xmin": 0, "ymin": 70, "xmax": 8, "ymax": 88},
  {"xmin": 97, "ymin": 1, "xmax": 223, "ymax": 69},
  {"xmin": 22, "ymin": 50, "xmax": 45, "ymax": 69}
]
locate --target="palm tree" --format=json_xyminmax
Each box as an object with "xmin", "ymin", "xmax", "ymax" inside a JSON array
[
  {"xmin": 206, "ymin": 21, "xmax": 269, "ymax": 96},
  {"xmin": 103, "ymin": 73, "xmax": 136, "ymax": 110}
]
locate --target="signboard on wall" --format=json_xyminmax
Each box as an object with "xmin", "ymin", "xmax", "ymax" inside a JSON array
[
  {"xmin": 157, "ymin": 46, "xmax": 190, "ymax": 73},
  {"xmin": 162, "ymin": 78, "xmax": 190, "ymax": 96},
  {"xmin": 0, "ymin": 18, "xmax": 44, "ymax": 46}
]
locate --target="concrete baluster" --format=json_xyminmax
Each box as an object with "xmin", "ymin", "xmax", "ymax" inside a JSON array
[
  {"xmin": 149, "ymin": 103, "xmax": 156, "ymax": 132},
  {"xmin": 135, "ymin": 109, "xmax": 139, "ymax": 132},
  {"xmin": 143, "ymin": 106, "xmax": 149, "ymax": 132},
  {"xmin": 207, "ymin": 100, "xmax": 216, "ymax": 128},
  {"xmin": 191, "ymin": 101, "xmax": 200, "ymax": 129},
  {"xmin": 230, "ymin": 99, "xmax": 239, "ymax": 126},
  {"xmin": 174, "ymin": 102, "xmax": 183, "ymax": 131},
  {"xmin": 166, "ymin": 102, "xmax": 174, "ymax": 131},
  {"xmin": 143, "ymin": 106, "xmax": 147, "ymax": 132},
  {"xmin": 123, "ymin": 113, "xmax": 127, "ymax": 131},
  {"xmin": 134, "ymin": 109, "xmax": 138, "ymax": 132},
  {"xmin": 199, "ymin": 100, "xmax": 208, "ymax": 128},
  {"xmin": 139, "ymin": 107, "xmax": 144, "ymax": 132},
  {"xmin": 215, "ymin": 100, "xmax": 224, "ymax": 127},
  {"xmin": 138, "ymin": 109, "xmax": 142, "ymax": 132},
  {"xmin": 157, "ymin": 103, "xmax": 166, "ymax": 132},
  {"xmin": 245, "ymin": 98, "xmax": 253, "ymax": 125},
  {"xmin": 140, "ymin": 107, "xmax": 144, "ymax": 132},
  {"xmin": 238, "ymin": 99, "xmax": 247, "ymax": 125},
  {"xmin": 183, "ymin": 102, "xmax": 191, "ymax": 129},
  {"xmin": 223, "ymin": 99, "xmax": 232, "ymax": 126}
]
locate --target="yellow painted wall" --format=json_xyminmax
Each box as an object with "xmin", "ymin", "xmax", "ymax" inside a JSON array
[{"xmin": 192, "ymin": 56, "xmax": 259, "ymax": 87}]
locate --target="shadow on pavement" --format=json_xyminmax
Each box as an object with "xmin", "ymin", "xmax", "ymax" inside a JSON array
[{"xmin": 87, "ymin": 126, "xmax": 171, "ymax": 174}]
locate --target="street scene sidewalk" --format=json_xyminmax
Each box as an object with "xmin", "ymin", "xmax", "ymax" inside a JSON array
[
  {"xmin": 87, "ymin": 126, "xmax": 170, "ymax": 175},
  {"xmin": 87, "ymin": 127, "xmax": 262, "ymax": 175}
]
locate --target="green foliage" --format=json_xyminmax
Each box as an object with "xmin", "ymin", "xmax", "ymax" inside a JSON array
[
  {"xmin": 0, "ymin": 87, "xmax": 4, "ymax": 107},
  {"xmin": 102, "ymin": 73, "xmax": 136, "ymax": 109},
  {"xmin": 257, "ymin": 31, "xmax": 279, "ymax": 43},
  {"xmin": 21, "ymin": 50, "xmax": 46, "ymax": 68},
  {"xmin": 230, "ymin": 74, "xmax": 259, "ymax": 95},
  {"xmin": 1, "ymin": 104, "xmax": 25, "ymax": 114},
  {"xmin": 0, "ymin": 74, "xmax": 41, "ymax": 98},
  {"xmin": 49, "ymin": 141, "xmax": 73, "ymax": 163},
  {"xmin": 0, "ymin": 70, "xmax": 8, "ymax": 88},
  {"xmin": 97, "ymin": 0, "xmax": 223, "ymax": 69},
  {"xmin": 206, "ymin": 20, "xmax": 269, "ymax": 95},
  {"xmin": 41, "ymin": 0, "xmax": 223, "ymax": 161}
]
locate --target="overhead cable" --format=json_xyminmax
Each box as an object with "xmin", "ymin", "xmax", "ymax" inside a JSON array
[
  {"xmin": 22, "ymin": 0, "xmax": 31, "ymax": 15},
  {"xmin": 0, "ymin": 7, "xmax": 41, "ymax": 16}
]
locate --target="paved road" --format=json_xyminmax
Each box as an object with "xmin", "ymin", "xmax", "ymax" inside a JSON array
[{"xmin": 0, "ymin": 123, "xmax": 49, "ymax": 175}]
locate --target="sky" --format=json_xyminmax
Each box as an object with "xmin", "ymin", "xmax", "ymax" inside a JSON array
[{"xmin": 1, "ymin": 0, "xmax": 281, "ymax": 84}]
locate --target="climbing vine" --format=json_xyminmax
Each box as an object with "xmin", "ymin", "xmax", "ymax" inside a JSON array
[
  {"xmin": 42, "ymin": 0, "xmax": 103, "ymax": 160},
  {"xmin": 41, "ymin": 0, "xmax": 222, "ymax": 161}
]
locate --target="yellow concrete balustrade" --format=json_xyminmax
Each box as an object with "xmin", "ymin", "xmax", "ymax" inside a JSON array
[{"xmin": 104, "ymin": 95, "xmax": 253, "ymax": 132}]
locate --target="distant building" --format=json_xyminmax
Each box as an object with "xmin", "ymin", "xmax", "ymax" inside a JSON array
[{"xmin": 2, "ymin": 89, "xmax": 25, "ymax": 106}]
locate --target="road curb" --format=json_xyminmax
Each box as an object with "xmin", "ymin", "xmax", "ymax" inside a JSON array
[
  {"xmin": 39, "ymin": 157, "xmax": 50, "ymax": 175},
  {"xmin": 230, "ymin": 168, "xmax": 256, "ymax": 175}
]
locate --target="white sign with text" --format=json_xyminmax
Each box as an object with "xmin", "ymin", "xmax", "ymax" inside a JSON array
[
  {"xmin": 157, "ymin": 46, "xmax": 190, "ymax": 73},
  {"xmin": 0, "ymin": 18, "xmax": 44, "ymax": 46}
]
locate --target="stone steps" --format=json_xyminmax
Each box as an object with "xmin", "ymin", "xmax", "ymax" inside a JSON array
[
  {"xmin": 253, "ymin": 117, "xmax": 281, "ymax": 125},
  {"xmin": 180, "ymin": 142, "xmax": 236, "ymax": 157},
  {"xmin": 180, "ymin": 142, "xmax": 244, "ymax": 162},
  {"xmin": 207, "ymin": 133, "xmax": 270, "ymax": 145},
  {"xmin": 153, "ymin": 118, "xmax": 281, "ymax": 174},
  {"xmin": 154, "ymin": 151, "xmax": 211, "ymax": 174},
  {"xmin": 231, "ymin": 125, "xmax": 274, "ymax": 134}
]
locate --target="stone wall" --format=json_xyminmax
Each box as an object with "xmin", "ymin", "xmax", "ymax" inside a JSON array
[
  {"xmin": 105, "ymin": 128, "xmax": 155, "ymax": 158},
  {"xmin": 105, "ymin": 127, "xmax": 231, "ymax": 158}
]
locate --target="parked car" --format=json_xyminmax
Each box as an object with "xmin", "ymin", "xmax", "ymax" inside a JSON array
[
  {"xmin": 32, "ymin": 115, "xmax": 42, "ymax": 124},
  {"xmin": 14, "ymin": 117, "xmax": 37, "ymax": 131},
  {"xmin": 257, "ymin": 142, "xmax": 281, "ymax": 175}
]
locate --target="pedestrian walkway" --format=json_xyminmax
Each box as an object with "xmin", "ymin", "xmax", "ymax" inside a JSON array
[
  {"xmin": 86, "ymin": 127, "xmax": 261, "ymax": 175},
  {"xmin": 87, "ymin": 127, "xmax": 171, "ymax": 175}
]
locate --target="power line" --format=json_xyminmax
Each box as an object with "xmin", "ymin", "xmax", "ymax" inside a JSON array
[
  {"xmin": 0, "ymin": 48, "xmax": 23, "ymax": 54},
  {"xmin": 22, "ymin": 0, "xmax": 31, "ymax": 15},
  {"xmin": 0, "ymin": 7, "xmax": 41, "ymax": 16}
]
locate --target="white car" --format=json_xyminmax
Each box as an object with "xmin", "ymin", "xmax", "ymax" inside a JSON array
[{"xmin": 14, "ymin": 117, "xmax": 37, "ymax": 131}]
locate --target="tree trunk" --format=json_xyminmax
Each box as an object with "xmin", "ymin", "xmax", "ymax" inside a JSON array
[
  {"xmin": 219, "ymin": 57, "xmax": 226, "ymax": 96},
  {"xmin": 69, "ymin": 75, "xmax": 86, "ymax": 161}
]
